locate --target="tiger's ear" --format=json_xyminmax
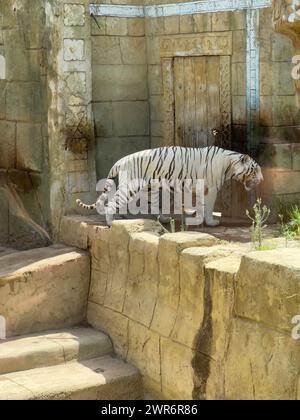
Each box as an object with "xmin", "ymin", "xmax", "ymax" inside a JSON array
[{"xmin": 241, "ymin": 155, "xmax": 251, "ymax": 164}]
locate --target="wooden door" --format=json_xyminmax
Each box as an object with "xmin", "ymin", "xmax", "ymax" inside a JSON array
[
  {"xmin": 173, "ymin": 55, "xmax": 232, "ymax": 217},
  {"xmin": 174, "ymin": 56, "xmax": 222, "ymax": 148}
]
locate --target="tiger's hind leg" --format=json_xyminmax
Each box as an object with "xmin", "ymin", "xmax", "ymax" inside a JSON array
[
  {"xmin": 204, "ymin": 187, "xmax": 220, "ymax": 227},
  {"xmin": 103, "ymin": 184, "xmax": 135, "ymax": 226},
  {"xmin": 95, "ymin": 179, "xmax": 115, "ymax": 214}
]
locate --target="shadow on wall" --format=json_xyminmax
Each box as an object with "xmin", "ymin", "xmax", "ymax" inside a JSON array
[{"xmin": 0, "ymin": 170, "xmax": 51, "ymax": 250}]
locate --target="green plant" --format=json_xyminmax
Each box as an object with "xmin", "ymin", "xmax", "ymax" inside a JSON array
[
  {"xmin": 257, "ymin": 242, "xmax": 277, "ymax": 251},
  {"xmin": 246, "ymin": 198, "xmax": 271, "ymax": 250},
  {"xmin": 289, "ymin": 205, "xmax": 300, "ymax": 237},
  {"xmin": 278, "ymin": 205, "xmax": 300, "ymax": 245},
  {"xmin": 275, "ymin": 198, "xmax": 300, "ymax": 224}
]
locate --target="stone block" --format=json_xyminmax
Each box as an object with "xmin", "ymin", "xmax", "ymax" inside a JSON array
[
  {"xmin": 232, "ymin": 30, "xmax": 246, "ymax": 63},
  {"xmin": 146, "ymin": 37, "xmax": 160, "ymax": 65},
  {"xmin": 106, "ymin": 17, "xmax": 127, "ymax": 36},
  {"xmin": 151, "ymin": 233, "xmax": 218, "ymax": 337},
  {"xmin": 5, "ymin": 48, "xmax": 40, "ymax": 82},
  {"xmin": 65, "ymin": 72, "xmax": 87, "ymax": 99},
  {"xmin": 260, "ymin": 7, "xmax": 272, "ymax": 27},
  {"xmin": 68, "ymin": 172, "xmax": 90, "ymax": 194},
  {"xmin": 293, "ymin": 144, "xmax": 300, "ymax": 171},
  {"xmin": 232, "ymin": 62, "xmax": 246, "ymax": 96},
  {"xmin": 151, "ymin": 121, "xmax": 163, "ymax": 137},
  {"xmin": 91, "ymin": 16, "xmax": 106, "ymax": 36},
  {"xmin": 127, "ymin": 321, "xmax": 161, "ymax": 394},
  {"xmin": 151, "ymin": 137, "xmax": 164, "ymax": 149},
  {"xmin": 212, "ymin": 12, "xmax": 230, "ymax": 31},
  {"xmin": 123, "ymin": 233, "xmax": 159, "ymax": 327},
  {"xmin": 0, "ymin": 121, "xmax": 15, "ymax": 169},
  {"xmin": 236, "ymin": 250, "xmax": 300, "ymax": 333},
  {"xmin": 260, "ymin": 61, "xmax": 273, "ymax": 96},
  {"xmin": 271, "ymin": 33, "xmax": 293, "ymax": 62},
  {"xmin": 120, "ymin": 37, "xmax": 146, "ymax": 64},
  {"xmin": 171, "ymin": 247, "xmax": 238, "ymax": 350},
  {"xmin": 261, "ymin": 169, "xmax": 300, "ymax": 194},
  {"xmin": 148, "ymin": 65, "xmax": 162, "ymax": 95},
  {"xmin": 92, "ymin": 65, "xmax": 148, "ymax": 101},
  {"xmin": 145, "ymin": 17, "xmax": 164, "ymax": 36},
  {"xmin": 150, "ymin": 96, "xmax": 163, "ymax": 122},
  {"xmin": 127, "ymin": 18, "xmax": 145, "ymax": 37},
  {"xmin": 65, "ymin": 105, "xmax": 87, "ymax": 126},
  {"xmin": 161, "ymin": 337, "xmax": 194, "ymax": 400},
  {"xmin": 0, "ymin": 246, "xmax": 90, "ymax": 337},
  {"xmin": 64, "ymin": 4, "xmax": 85, "ymax": 27},
  {"xmin": 87, "ymin": 302, "xmax": 129, "ymax": 359},
  {"xmin": 259, "ymin": 29, "xmax": 271, "ymax": 62},
  {"xmin": 96, "ymin": 137, "xmax": 150, "ymax": 179},
  {"xmin": 0, "ymin": 80, "xmax": 5, "ymax": 119},
  {"xmin": 92, "ymin": 36, "xmax": 122, "ymax": 65},
  {"xmin": 0, "ymin": 186, "xmax": 9, "ymax": 243},
  {"xmin": 231, "ymin": 11, "xmax": 246, "ymax": 30},
  {"xmin": 199, "ymin": 255, "xmax": 241, "ymax": 400},
  {"xmin": 6, "ymin": 82, "xmax": 42, "ymax": 122},
  {"xmin": 179, "ymin": 15, "xmax": 194, "ymax": 34},
  {"xmin": 260, "ymin": 96, "xmax": 273, "ymax": 126},
  {"xmin": 272, "ymin": 96, "xmax": 300, "ymax": 127},
  {"xmin": 16, "ymin": 123, "xmax": 43, "ymax": 172},
  {"xmin": 89, "ymin": 229, "xmax": 111, "ymax": 305},
  {"xmin": 64, "ymin": 39, "xmax": 85, "ymax": 61},
  {"xmin": 258, "ymin": 143, "xmax": 292, "ymax": 171},
  {"xmin": 232, "ymin": 96, "xmax": 246, "ymax": 125},
  {"xmin": 60, "ymin": 215, "xmax": 107, "ymax": 250},
  {"xmin": 112, "ymin": 101, "xmax": 149, "ymax": 136},
  {"xmin": 164, "ymin": 16, "xmax": 180, "ymax": 35},
  {"xmin": 194, "ymin": 13, "xmax": 212, "ymax": 32},
  {"xmin": 93, "ymin": 102, "xmax": 113, "ymax": 137},
  {"xmin": 225, "ymin": 318, "xmax": 300, "ymax": 400},
  {"xmin": 103, "ymin": 222, "xmax": 131, "ymax": 312},
  {"xmin": 272, "ymin": 62, "xmax": 295, "ymax": 95}
]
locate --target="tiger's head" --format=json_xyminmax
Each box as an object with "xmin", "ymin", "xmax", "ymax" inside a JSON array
[{"xmin": 233, "ymin": 154, "xmax": 263, "ymax": 191}]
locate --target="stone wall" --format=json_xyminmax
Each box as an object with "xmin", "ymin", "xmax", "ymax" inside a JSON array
[
  {"xmin": 0, "ymin": 1, "xmax": 98, "ymax": 246},
  {"xmin": 91, "ymin": 4, "xmax": 300, "ymax": 214},
  {"xmin": 91, "ymin": 6, "xmax": 150, "ymax": 180},
  {"xmin": 0, "ymin": 0, "xmax": 50, "ymax": 248},
  {"xmin": 61, "ymin": 217, "xmax": 300, "ymax": 400},
  {"xmin": 259, "ymin": 7, "xmax": 300, "ymax": 209}
]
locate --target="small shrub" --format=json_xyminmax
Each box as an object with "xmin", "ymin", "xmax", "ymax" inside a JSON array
[
  {"xmin": 278, "ymin": 205, "xmax": 300, "ymax": 245},
  {"xmin": 257, "ymin": 242, "xmax": 277, "ymax": 251},
  {"xmin": 246, "ymin": 198, "xmax": 271, "ymax": 250},
  {"xmin": 289, "ymin": 206, "xmax": 300, "ymax": 237},
  {"xmin": 275, "ymin": 198, "xmax": 300, "ymax": 224}
]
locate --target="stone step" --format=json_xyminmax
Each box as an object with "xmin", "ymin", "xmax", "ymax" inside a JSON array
[
  {"xmin": 0, "ymin": 245, "xmax": 90, "ymax": 337},
  {"xmin": 0, "ymin": 356, "xmax": 143, "ymax": 400},
  {"xmin": 0, "ymin": 327, "xmax": 113, "ymax": 375}
]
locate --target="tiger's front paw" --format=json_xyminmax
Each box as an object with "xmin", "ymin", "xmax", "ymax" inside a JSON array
[{"xmin": 205, "ymin": 218, "xmax": 220, "ymax": 227}]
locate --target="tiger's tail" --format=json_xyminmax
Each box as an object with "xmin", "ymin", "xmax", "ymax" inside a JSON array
[{"xmin": 76, "ymin": 199, "xmax": 96, "ymax": 210}]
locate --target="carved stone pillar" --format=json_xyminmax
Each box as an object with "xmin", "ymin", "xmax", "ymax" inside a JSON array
[
  {"xmin": 273, "ymin": 0, "xmax": 300, "ymax": 106},
  {"xmin": 45, "ymin": 0, "xmax": 96, "ymax": 238}
]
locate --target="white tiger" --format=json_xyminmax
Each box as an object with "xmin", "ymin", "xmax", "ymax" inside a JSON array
[{"xmin": 76, "ymin": 146, "xmax": 263, "ymax": 227}]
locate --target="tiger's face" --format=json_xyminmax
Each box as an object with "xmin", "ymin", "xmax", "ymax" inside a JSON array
[{"xmin": 235, "ymin": 155, "xmax": 263, "ymax": 191}]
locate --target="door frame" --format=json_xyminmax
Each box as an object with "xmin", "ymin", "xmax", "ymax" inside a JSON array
[
  {"xmin": 160, "ymin": 32, "xmax": 233, "ymax": 216},
  {"xmin": 160, "ymin": 32, "xmax": 233, "ymax": 149}
]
